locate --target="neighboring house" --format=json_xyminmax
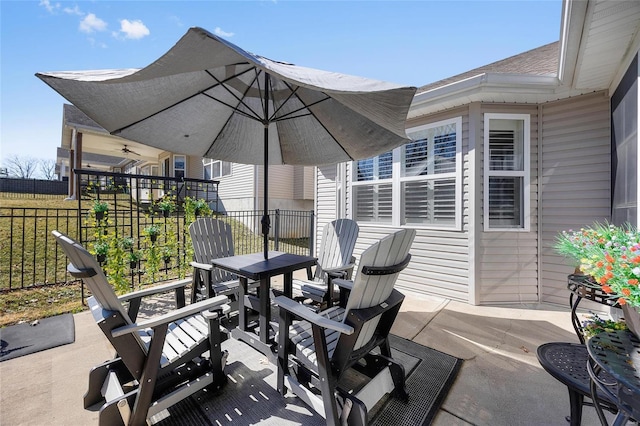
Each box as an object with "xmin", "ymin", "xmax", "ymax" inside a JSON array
[
  {"xmin": 316, "ymin": 0, "xmax": 640, "ymax": 306},
  {"xmin": 57, "ymin": 104, "xmax": 314, "ymax": 213}
]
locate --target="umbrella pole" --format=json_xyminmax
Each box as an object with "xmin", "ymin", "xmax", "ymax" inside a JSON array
[{"xmin": 261, "ymin": 73, "xmax": 270, "ymax": 260}]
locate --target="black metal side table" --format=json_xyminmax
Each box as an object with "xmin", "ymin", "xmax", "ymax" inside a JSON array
[{"xmin": 587, "ymin": 330, "xmax": 640, "ymax": 425}]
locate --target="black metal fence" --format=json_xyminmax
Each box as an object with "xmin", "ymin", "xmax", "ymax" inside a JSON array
[
  {"xmin": 0, "ymin": 177, "xmax": 67, "ymax": 198},
  {"xmin": 0, "ymin": 170, "xmax": 314, "ymax": 292}
]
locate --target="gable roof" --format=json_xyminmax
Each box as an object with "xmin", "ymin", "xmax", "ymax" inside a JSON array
[
  {"xmin": 418, "ymin": 42, "xmax": 559, "ymax": 94},
  {"xmin": 409, "ymin": 0, "xmax": 640, "ymax": 120}
]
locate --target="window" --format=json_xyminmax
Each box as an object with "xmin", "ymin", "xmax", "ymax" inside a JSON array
[
  {"xmin": 483, "ymin": 113, "xmax": 530, "ymax": 231},
  {"xmin": 173, "ymin": 155, "xmax": 186, "ymax": 179},
  {"xmin": 203, "ymin": 158, "xmax": 232, "ymax": 179},
  {"xmin": 352, "ymin": 117, "xmax": 462, "ymax": 229}
]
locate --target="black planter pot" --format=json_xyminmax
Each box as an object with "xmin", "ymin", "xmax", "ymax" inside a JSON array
[
  {"xmin": 95, "ymin": 211, "xmax": 105, "ymax": 221},
  {"xmin": 150, "ymin": 234, "xmax": 158, "ymax": 243},
  {"xmin": 194, "ymin": 208, "xmax": 201, "ymax": 217},
  {"xmin": 97, "ymin": 254, "xmax": 106, "ymax": 264},
  {"xmin": 129, "ymin": 261, "xmax": 138, "ymax": 269},
  {"xmin": 163, "ymin": 210, "xmax": 170, "ymax": 218}
]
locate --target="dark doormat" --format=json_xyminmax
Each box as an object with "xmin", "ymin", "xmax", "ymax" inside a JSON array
[
  {"xmin": 155, "ymin": 334, "xmax": 462, "ymax": 426},
  {"xmin": 0, "ymin": 313, "xmax": 75, "ymax": 362}
]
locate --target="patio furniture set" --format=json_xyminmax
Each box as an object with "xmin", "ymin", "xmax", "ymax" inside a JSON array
[
  {"xmin": 52, "ymin": 218, "xmax": 417, "ymax": 426},
  {"xmin": 537, "ymin": 275, "xmax": 640, "ymax": 425}
]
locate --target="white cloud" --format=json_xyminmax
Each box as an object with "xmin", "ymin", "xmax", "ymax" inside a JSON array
[
  {"xmin": 214, "ymin": 27, "xmax": 234, "ymax": 38},
  {"xmin": 39, "ymin": 0, "xmax": 59, "ymax": 14},
  {"xmin": 80, "ymin": 13, "xmax": 108, "ymax": 33},
  {"xmin": 118, "ymin": 19, "xmax": 150, "ymax": 40},
  {"xmin": 63, "ymin": 5, "xmax": 83, "ymax": 16}
]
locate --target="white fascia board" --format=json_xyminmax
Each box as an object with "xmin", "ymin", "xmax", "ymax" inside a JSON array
[{"xmin": 409, "ymin": 73, "xmax": 560, "ymax": 119}]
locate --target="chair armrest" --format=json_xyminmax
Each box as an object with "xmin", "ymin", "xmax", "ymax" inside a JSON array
[
  {"xmin": 118, "ymin": 278, "xmax": 191, "ymax": 302},
  {"xmin": 274, "ymin": 295, "xmax": 354, "ymax": 335},
  {"xmin": 190, "ymin": 261, "xmax": 213, "ymax": 271},
  {"xmin": 332, "ymin": 278, "xmax": 353, "ymax": 291},
  {"xmin": 111, "ymin": 295, "xmax": 229, "ymax": 338}
]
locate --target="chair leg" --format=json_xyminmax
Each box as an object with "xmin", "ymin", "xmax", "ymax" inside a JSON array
[
  {"xmin": 204, "ymin": 311, "xmax": 227, "ymax": 391},
  {"xmin": 84, "ymin": 358, "xmax": 131, "ymax": 409},
  {"xmin": 568, "ymin": 388, "xmax": 584, "ymax": 426},
  {"xmin": 337, "ymin": 390, "xmax": 368, "ymax": 426},
  {"xmin": 311, "ymin": 324, "xmax": 340, "ymax": 425}
]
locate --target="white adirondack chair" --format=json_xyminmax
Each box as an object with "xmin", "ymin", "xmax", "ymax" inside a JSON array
[
  {"xmin": 189, "ymin": 217, "xmax": 257, "ymax": 309},
  {"xmin": 292, "ymin": 218, "xmax": 359, "ymax": 307},
  {"xmin": 275, "ymin": 228, "xmax": 416, "ymax": 425},
  {"xmin": 53, "ymin": 231, "xmax": 230, "ymax": 426}
]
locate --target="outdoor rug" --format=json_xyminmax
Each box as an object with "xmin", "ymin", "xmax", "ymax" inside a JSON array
[
  {"xmin": 154, "ymin": 334, "xmax": 462, "ymax": 426},
  {"xmin": 0, "ymin": 313, "xmax": 75, "ymax": 362}
]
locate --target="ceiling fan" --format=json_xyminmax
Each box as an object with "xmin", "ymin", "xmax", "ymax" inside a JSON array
[{"xmin": 121, "ymin": 145, "xmax": 141, "ymax": 156}]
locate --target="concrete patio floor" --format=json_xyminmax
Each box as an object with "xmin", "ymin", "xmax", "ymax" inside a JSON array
[{"xmin": 0, "ymin": 278, "xmax": 617, "ymax": 426}]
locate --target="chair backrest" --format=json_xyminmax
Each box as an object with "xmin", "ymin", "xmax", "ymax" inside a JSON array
[
  {"xmin": 344, "ymin": 228, "xmax": 416, "ymax": 350},
  {"xmin": 314, "ymin": 219, "xmax": 359, "ymax": 281},
  {"xmin": 53, "ymin": 230, "xmax": 132, "ymax": 321},
  {"xmin": 189, "ymin": 217, "xmax": 236, "ymax": 283},
  {"xmin": 53, "ymin": 231, "xmax": 148, "ymax": 377}
]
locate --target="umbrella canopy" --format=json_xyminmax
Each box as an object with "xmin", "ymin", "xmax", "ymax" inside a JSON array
[{"xmin": 37, "ymin": 27, "xmax": 417, "ymax": 258}]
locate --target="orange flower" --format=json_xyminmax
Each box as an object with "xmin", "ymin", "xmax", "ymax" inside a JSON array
[
  {"xmin": 596, "ymin": 261, "xmax": 604, "ymax": 267},
  {"xmin": 606, "ymin": 264, "xmax": 613, "ymax": 271},
  {"xmin": 605, "ymin": 271, "xmax": 614, "ymax": 279},
  {"xmin": 629, "ymin": 279, "xmax": 639, "ymax": 285},
  {"xmin": 622, "ymin": 288, "xmax": 631, "ymax": 296},
  {"xmin": 605, "ymin": 254, "xmax": 615, "ymax": 263},
  {"xmin": 602, "ymin": 284, "xmax": 612, "ymax": 293},
  {"xmin": 618, "ymin": 298, "xmax": 627, "ymax": 305}
]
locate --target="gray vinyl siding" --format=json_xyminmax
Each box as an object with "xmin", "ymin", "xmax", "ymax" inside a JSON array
[
  {"xmin": 478, "ymin": 104, "xmax": 540, "ymax": 304},
  {"xmin": 218, "ymin": 163, "xmax": 254, "ymax": 199},
  {"xmin": 349, "ymin": 108, "xmax": 471, "ymax": 302},
  {"xmin": 315, "ymin": 164, "xmax": 339, "ymax": 253},
  {"xmin": 539, "ymin": 91, "xmax": 611, "ymax": 306}
]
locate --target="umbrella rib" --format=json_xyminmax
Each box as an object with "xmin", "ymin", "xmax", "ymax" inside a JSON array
[
  {"xmin": 111, "ymin": 66, "xmax": 262, "ymax": 134},
  {"xmin": 205, "ymin": 69, "xmax": 264, "ymax": 123},
  {"xmin": 289, "ymin": 90, "xmax": 355, "ymax": 161}
]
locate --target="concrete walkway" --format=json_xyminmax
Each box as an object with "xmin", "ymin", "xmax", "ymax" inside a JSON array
[{"xmin": 0, "ymin": 288, "xmax": 616, "ymax": 425}]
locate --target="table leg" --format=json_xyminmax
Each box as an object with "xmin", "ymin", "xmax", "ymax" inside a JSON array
[
  {"xmin": 260, "ymin": 277, "xmax": 269, "ymax": 344},
  {"xmin": 238, "ymin": 276, "xmax": 248, "ymax": 332},
  {"xmin": 284, "ymin": 272, "xmax": 293, "ymax": 297}
]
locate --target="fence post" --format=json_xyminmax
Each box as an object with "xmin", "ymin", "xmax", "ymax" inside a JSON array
[
  {"xmin": 274, "ymin": 209, "xmax": 280, "ymax": 251},
  {"xmin": 308, "ymin": 210, "xmax": 315, "ymax": 257}
]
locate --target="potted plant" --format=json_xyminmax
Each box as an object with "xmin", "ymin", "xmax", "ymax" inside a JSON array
[
  {"xmin": 157, "ymin": 198, "xmax": 175, "ymax": 218},
  {"xmin": 128, "ymin": 250, "xmax": 142, "ymax": 270},
  {"xmin": 92, "ymin": 200, "xmax": 109, "ymax": 221},
  {"xmin": 161, "ymin": 246, "xmax": 173, "ymax": 267},
  {"xmin": 144, "ymin": 224, "xmax": 161, "ymax": 243},
  {"xmin": 120, "ymin": 236, "xmax": 135, "ymax": 252},
  {"xmin": 193, "ymin": 199, "xmax": 208, "ymax": 216},
  {"xmin": 555, "ymin": 222, "xmax": 640, "ymax": 338},
  {"xmin": 93, "ymin": 240, "xmax": 109, "ymax": 264}
]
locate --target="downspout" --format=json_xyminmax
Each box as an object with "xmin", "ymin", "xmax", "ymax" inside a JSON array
[{"xmin": 537, "ymin": 104, "xmax": 544, "ymax": 303}]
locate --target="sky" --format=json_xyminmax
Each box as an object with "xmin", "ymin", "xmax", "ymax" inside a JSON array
[{"xmin": 0, "ymin": 0, "xmax": 562, "ymax": 167}]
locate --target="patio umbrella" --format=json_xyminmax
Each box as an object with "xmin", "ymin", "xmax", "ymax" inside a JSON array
[{"xmin": 37, "ymin": 27, "xmax": 416, "ymax": 259}]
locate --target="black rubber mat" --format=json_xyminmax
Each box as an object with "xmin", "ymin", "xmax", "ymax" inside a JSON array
[{"xmin": 155, "ymin": 334, "xmax": 462, "ymax": 425}]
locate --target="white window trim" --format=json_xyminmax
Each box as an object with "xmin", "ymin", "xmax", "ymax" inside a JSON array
[
  {"xmin": 203, "ymin": 158, "xmax": 232, "ymax": 179},
  {"xmin": 483, "ymin": 113, "xmax": 530, "ymax": 232},
  {"xmin": 351, "ymin": 116, "xmax": 463, "ymax": 230},
  {"xmin": 173, "ymin": 154, "xmax": 186, "ymax": 178}
]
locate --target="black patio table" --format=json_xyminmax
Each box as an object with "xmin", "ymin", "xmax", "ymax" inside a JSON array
[
  {"xmin": 587, "ymin": 329, "xmax": 640, "ymax": 425},
  {"xmin": 211, "ymin": 251, "xmax": 317, "ymax": 360}
]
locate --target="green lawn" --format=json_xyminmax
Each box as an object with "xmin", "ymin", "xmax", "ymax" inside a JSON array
[{"xmin": 0, "ymin": 194, "xmax": 309, "ymax": 327}]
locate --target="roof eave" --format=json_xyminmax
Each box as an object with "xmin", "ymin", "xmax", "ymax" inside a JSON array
[{"xmin": 409, "ymin": 73, "xmax": 560, "ymax": 118}]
